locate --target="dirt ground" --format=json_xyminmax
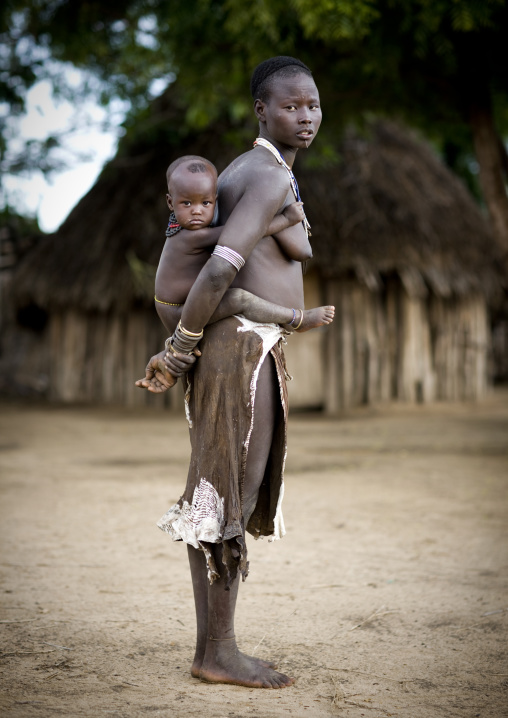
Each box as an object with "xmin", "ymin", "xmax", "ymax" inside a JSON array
[{"xmin": 0, "ymin": 391, "xmax": 507, "ymax": 718}]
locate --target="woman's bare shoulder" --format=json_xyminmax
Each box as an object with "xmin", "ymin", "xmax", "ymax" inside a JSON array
[{"xmin": 219, "ymin": 149, "xmax": 286, "ymax": 185}]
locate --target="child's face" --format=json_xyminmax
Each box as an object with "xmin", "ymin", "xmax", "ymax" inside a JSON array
[
  {"xmin": 255, "ymin": 73, "xmax": 322, "ymax": 150},
  {"xmin": 167, "ymin": 169, "xmax": 217, "ymax": 230}
]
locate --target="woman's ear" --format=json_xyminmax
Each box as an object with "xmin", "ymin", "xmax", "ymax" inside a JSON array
[
  {"xmin": 166, "ymin": 193, "xmax": 173, "ymax": 210},
  {"xmin": 254, "ymin": 99, "xmax": 267, "ymax": 123}
]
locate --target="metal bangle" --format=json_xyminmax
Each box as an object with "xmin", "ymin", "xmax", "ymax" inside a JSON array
[
  {"xmin": 178, "ymin": 320, "xmax": 203, "ymax": 338},
  {"xmin": 212, "ymin": 245, "xmax": 245, "ymax": 271},
  {"xmin": 293, "ymin": 309, "xmax": 304, "ymax": 330}
]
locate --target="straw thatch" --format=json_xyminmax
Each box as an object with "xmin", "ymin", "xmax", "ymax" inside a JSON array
[
  {"xmin": 295, "ymin": 122, "xmax": 503, "ymax": 409},
  {"xmin": 301, "ymin": 121, "xmax": 503, "ymax": 299},
  {"xmin": 7, "ymin": 89, "xmax": 503, "ymax": 408},
  {"xmin": 14, "ymin": 103, "xmax": 502, "ymax": 313},
  {"xmin": 14, "ymin": 92, "xmax": 242, "ymax": 315}
]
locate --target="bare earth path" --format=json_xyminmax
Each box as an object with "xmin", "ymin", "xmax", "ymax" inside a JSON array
[{"xmin": 0, "ymin": 391, "xmax": 507, "ymax": 718}]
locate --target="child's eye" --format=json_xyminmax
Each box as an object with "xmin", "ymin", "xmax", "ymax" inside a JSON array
[
  {"xmin": 182, "ymin": 201, "xmax": 191, "ymax": 206},
  {"xmin": 310, "ymin": 104, "xmax": 320, "ymax": 110},
  {"xmin": 286, "ymin": 105, "xmax": 297, "ymax": 111},
  {"xmin": 203, "ymin": 201, "xmax": 211, "ymax": 206}
]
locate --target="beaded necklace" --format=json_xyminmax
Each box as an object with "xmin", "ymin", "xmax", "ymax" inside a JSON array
[
  {"xmin": 253, "ymin": 137, "xmax": 311, "ymax": 236},
  {"xmin": 165, "ymin": 211, "xmax": 181, "ymax": 238}
]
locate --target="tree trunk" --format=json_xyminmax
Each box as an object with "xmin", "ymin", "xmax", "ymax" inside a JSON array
[{"xmin": 469, "ymin": 105, "xmax": 508, "ymax": 254}]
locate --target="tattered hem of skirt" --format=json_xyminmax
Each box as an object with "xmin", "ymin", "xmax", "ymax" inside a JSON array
[
  {"xmin": 157, "ymin": 496, "xmax": 249, "ymax": 588},
  {"xmin": 157, "ymin": 486, "xmax": 285, "ymax": 588}
]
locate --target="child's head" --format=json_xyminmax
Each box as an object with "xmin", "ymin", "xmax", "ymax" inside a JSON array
[{"xmin": 166, "ymin": 156, "xmax": 218, "ymax": 230}]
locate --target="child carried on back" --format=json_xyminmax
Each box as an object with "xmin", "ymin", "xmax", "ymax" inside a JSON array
[{"xmin": 137, "ymin": 155, "xmax": 334, "ymax": 390}]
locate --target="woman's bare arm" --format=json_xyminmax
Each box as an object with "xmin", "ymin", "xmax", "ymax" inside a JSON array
[{"xmin": 177, "ymin": 164, "xmax": 289, "ymax": 334}]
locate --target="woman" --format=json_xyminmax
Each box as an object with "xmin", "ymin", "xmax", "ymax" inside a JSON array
[{"xmin": 140, "ymin": 56, "xmax": 324, "ymax": 688}]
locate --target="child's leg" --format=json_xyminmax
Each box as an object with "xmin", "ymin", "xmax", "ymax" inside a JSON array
[
  {"xmin": 155, "ymin": 303, "xmax": 182, "ymax": 335},
  {"xmin": 209, "ymin": 288, "xmax": 335, "ymax": 332},
  {"xmin": 136, "ymin": 291, "xmax": 336, "ymax": 391}
]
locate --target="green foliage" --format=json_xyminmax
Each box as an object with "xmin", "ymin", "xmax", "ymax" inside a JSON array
[
  {"xmin": 2, "ymin": 0, "xmax": 508, "ymax": 196},
  {"xmin": 0, "ymin": 205, "xmax": 40, "ymax": 234},
  {"xmin": 294, "ymin": 0, "xmax": 378, "ymax": 41}
]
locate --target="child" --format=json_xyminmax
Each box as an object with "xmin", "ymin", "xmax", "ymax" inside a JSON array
[{"xmin": 137, "ymin": 154, "xmax": 334, "ymax": 389}]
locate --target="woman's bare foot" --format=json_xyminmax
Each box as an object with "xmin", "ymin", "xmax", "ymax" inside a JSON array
[
  {"xmin": 191, "ymin": 652, "xmax": 277, "ymax": 679},
  {"xmin": 285, "ymin": 305, "xmax": 335, "ymax": 333},
  {"xmin": 199, "ymin": 640, "xmax": 293, "ymax": 688}
]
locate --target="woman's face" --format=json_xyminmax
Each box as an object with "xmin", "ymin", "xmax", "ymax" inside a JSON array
[{"xmin": 255, "ymin": 73, "xmax": 322, "ymax": 152}]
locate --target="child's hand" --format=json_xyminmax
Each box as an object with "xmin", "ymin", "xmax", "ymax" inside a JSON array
[
  {"xmin": 135, "ymin": 350, "xmax": 176, "ymax": 392},
  {"xmin": 282, "ymin": 201, "xmax": 305, "ymax": 227}
]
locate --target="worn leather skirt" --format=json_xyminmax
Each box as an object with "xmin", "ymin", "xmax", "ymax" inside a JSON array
[{"xmin": 157, "ymin": 316, "xmax": 290, "ymax": 587}]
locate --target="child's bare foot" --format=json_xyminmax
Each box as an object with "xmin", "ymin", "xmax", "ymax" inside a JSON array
[
  {"xmin": 199, "ymin": 640, "xmax": 293, "ymax": 688},
  {"xmin": 285, "ymin": 305, "xmax": 335, "ymax": 333}
]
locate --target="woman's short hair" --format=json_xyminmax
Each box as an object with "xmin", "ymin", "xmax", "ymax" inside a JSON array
[{"xmin": 250, "ymin": 56, "xmax": 312, "ymax": 102}]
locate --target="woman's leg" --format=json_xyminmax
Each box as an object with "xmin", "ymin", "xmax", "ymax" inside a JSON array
[
  {"xmin": 187, "ymin": 544, "xmax": 210, "ymax": 678},
  {"xmin": 195, "ymin": 355, "xmax": 294, "ymax": 688},
  {"xmin": 188, "ymin": 544, "xmax": 278, "ymax": 677}
]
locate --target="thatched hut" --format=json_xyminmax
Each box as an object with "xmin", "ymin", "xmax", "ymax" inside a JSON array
[
  {"xmin": 294, "ymin": 122, "xmax": 504, "ymax": 411},
  {"xmin": 0, "ymin": 215, "xmax": 46, "ymax": 396},
  {"xmin": 9, "ymin": 91, "xmax": 241, "ymax": 408},
  {"xmin": 7, "ymin": 93, "xmax": 502, "ymax": 411}
]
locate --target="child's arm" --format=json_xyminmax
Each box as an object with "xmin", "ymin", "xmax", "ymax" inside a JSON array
[
  {"xmin": 265, "ymin": 201, "xmax": 304, "ymax": 236},
  {"xmin": 181, "ymin": 201, "xmax": 310, "ymax": 258},
  {"xmin": 271, "ymin": 202, "xmax": 313, "ymax": 261},
  {"xmin": 179, "ymin": 226, "xmax": 223, "ymax": 253}
]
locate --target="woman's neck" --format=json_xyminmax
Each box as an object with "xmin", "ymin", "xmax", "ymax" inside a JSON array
[{"xmin": 256, "ymin": 128, "xmax": 298, "ymax": 169}]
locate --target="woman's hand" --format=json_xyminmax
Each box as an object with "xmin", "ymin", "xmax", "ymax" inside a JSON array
[{"xmin": 164, "ymin": 346, "xmax": 201, "ymax": 377}]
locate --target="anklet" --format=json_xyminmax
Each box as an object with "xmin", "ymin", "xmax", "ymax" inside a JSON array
[
  {"xmin": 293, "ymin": 309, "xmax": 304, "ymax": 330},
  {"xmin": 209, "ymin": 635, "xmax": 236, "ymax": 641},
  {"xmin": 288, "ymin": 308, "xmax": 297, "ymax": 326}
]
